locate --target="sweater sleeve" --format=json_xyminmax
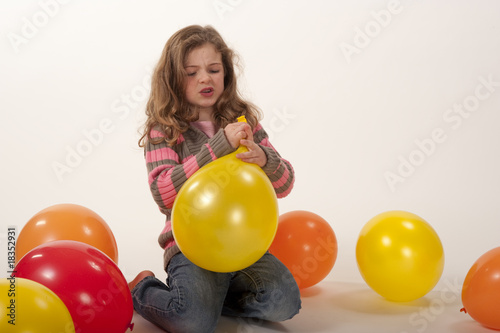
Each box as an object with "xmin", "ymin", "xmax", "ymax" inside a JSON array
[
  {"xmin": 252, "ymin": 123, "xmax": 295, "ymax": 198},
  {"xmin": 145, "ymin": 128, "xmax": 234, "ymax": 212}
]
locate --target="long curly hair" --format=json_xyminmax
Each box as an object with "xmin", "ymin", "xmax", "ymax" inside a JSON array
[{"xmin": 139, "ymin": 25, "xmax": 261, "ymax": 147}]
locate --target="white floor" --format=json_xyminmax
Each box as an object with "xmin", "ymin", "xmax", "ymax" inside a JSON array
[{"xmin": 126, "ymin": 281, "xmax": 494, "ymax": 333}]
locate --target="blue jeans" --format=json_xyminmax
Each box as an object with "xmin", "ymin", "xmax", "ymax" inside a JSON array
[{"xmin": 131, "ymin": 252, "xmax": 301, "ymax": 333}]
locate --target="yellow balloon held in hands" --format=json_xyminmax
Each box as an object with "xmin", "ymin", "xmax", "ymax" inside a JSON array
[
  {"xmin": 356, "ymin": 211, "xmax": 444, "ymax": 302},
  {"xmin": 172, "ymin": 116, "xmax": 278, "ymax": 272}
]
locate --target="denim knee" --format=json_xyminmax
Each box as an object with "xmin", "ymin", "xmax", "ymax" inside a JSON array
[
  {"xmin": 228, "ymin": 253, "xmax": 302, "ymax": 322},
  {"xmin": 131, "ymin": 274, "xmax": 223, "ymax": 333},
  {"xmin": 168, "ymin": 303, "xmax": 220, "ymax": 333},
  {"xmin": 260, "ymin": 278, "xmax": 301, "ymax": 321}
]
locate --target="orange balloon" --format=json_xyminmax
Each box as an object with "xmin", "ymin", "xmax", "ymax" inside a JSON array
[
  {"xmin": 462, "ymin": 247, "xmax": 500, "ymax": 330},
  {"xmin": 269, "ymin": 210, "xmax": 337, "ymax": 289},
  {"xmin": 16, "ymin": 203, "xmax": 118, "ymax": 264}
]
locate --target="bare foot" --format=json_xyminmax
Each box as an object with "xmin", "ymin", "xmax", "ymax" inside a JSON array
[{"xmin": 128, "ymin": 270, "xmax": 155, "ymax": 291}]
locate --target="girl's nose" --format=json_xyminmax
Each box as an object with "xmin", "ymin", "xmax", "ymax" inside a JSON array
[{"xmin": 199, "ymin": 71, "xmax": 211, "ymax": 83}]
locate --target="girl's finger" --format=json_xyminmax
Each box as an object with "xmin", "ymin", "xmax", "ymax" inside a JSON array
[{"xmin": 240, "ymin": 139, "xmax": 255, "ymax": 148}]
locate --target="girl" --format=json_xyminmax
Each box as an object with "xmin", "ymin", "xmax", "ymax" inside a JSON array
[{"xmin": 130, "ymin": 25, "xmax": 301, "ymax": 333}]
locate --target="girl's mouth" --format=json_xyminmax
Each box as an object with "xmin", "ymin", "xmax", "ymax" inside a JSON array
[{"xmin": 200, "ymin": 87, "xmax": 214, "ymax": 97}]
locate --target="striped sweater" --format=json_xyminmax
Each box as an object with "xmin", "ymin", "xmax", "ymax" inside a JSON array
[{"xmin": 145, "ymin": 122, "xmax": 295, "ymax": 269}]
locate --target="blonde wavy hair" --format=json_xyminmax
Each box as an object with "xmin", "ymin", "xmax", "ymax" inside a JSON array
[{"xmin": 139, "ymin": 25, "xmax": 261, "ymax": 147}]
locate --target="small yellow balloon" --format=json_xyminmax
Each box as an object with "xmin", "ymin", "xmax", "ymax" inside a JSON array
[
  {"xmin": 172, "ymin": 117, "xmax": 278, "ymax": 272},
  {"xmin": 356, "ymin": 211, "xmax": 444, "ymax": 302},
  {"xmin": 0, "ymin": 277, "xmax": 75, "ymax": 332}
]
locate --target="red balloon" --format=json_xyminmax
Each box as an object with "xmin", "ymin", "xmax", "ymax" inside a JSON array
[
  {"xmin": 14, "ymin": 240, "xmax": 133, "ymax": 333},
  {"xmin": 269, "ymin": 210, "xmax": 338, "ymax": 289},
  {"xmin": 461, "ymin": 247, "xmax": 500, "ymax": 330}
]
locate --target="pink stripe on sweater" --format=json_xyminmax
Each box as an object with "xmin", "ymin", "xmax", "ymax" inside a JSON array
[
  {"xmin": 273, "ymin": 164, "xmax": 293, "ymax": 198},
  {"xmin": 160, "ymin": 221, "xmax": 176, "ymax": 249},
  {"xmin": 151, "ymin": 154, "xmax": 203, "ymax": 209},
  {"xmin": 148, "ymin": 164, "xmax": 171, "ymax": 185},
  {"xmin": 207, "ymin": 143, "xmax": 217, "ymax": 160},
  {"xmin": 181, "ymin": 155, "xmax": 194, "ymax": 164},
  {"xmin": 258, "ymin": 136, "xmax": 274, "ymax": 149},
  {"xmin": 163, "ymin": 238, "xmax": 176, "ymax": 249},
  {"xmin": 182, "ymin": 160, "xmax": 200, "ymax": 180},
  {"xmin": 156, "ymin": 172, "xmax": 178, "ymax": 208},
  {"xmin": 161, "ymin": 221, "xmax": 172, "ymax": 233},
  {"xmin": 150, "ymin": 129, "xmax": 165, "ymax": 138},
  {"xmin": 272, "ymin": 164, "xmax": 290, "ymax": 188},
  {"xmin": 181, "ymin": 154, "xmax": 204, "ymax": 176},
  {"xmin": 148, "ymin": 129, "xmax": 185, "ymax": 144},
  {"xmin": 146, "ymin": 147, "xmax": 179, "ymax": 164},
  {"xmin": 180, "ymin": 143, "xmax": 216, "ymax": 177}
]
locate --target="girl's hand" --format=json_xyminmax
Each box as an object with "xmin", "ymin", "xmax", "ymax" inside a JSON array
[
  {"xmin": 236, "ymin": 124, "xmax": 267, "ymax": 167},
  {"xmin": 224, "ymin": 122, "xmax": 250, "ymax": 148},
  {"xmin": 236, "ymin": 139, "xmax": 267, "ymax": 167}
]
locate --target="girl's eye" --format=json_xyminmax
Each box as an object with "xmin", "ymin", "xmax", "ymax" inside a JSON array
[
  {"xmin": 210, "ymin": 70, "xmax": 220, "ymax": 74},
  {"xmin": 187, "ymin": 72, "xmax": 196, "ymax": 77}
]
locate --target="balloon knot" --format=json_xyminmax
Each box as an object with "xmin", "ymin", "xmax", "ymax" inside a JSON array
[
  {"xmin": 128, "ymin": 322, "xmax": 135, "ymax": 331},
  {"xmin": 460, "ymin": 307, "xmax": 467, "ymax": 314}
]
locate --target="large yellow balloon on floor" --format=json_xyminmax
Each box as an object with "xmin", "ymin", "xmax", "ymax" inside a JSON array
[
  {"xmin": 0, "ymin": 277, "xmax": 75, "ymax": 332},
  {"xmin": 356, "ymin": 210, "xmax": 444, "ymax": 302},
  {"xmin": 172, "ymin": 117, "xmax": 278, "ymax": 272}
]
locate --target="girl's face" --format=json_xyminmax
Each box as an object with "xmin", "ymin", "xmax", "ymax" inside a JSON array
[{"xmin": 184, "ymin": 43, "xmax": 225, "ymax": 119}]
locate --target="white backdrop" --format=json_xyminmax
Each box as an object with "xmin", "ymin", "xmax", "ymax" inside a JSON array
[{"xmin": 1, "ymin": 0, "xmax": 499, "ymax": 292}]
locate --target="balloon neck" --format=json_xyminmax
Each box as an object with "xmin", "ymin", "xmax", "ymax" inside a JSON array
[
  {"xmin": 236, "ymin": 115, "xmax": 249, "ymax": 152},
  {"xmin": 460, "ymin": 307, "xmax": 467, "ymax": 314},
  {"xmin": 235, "ymin": 145, "xmax": 248, "ymax": 154}
]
